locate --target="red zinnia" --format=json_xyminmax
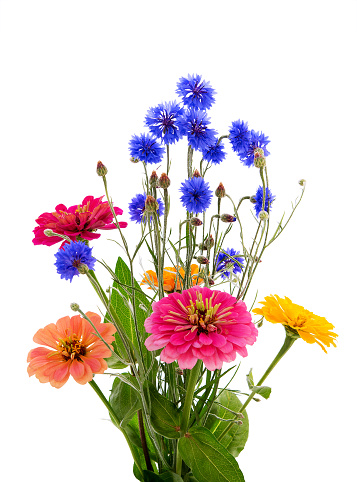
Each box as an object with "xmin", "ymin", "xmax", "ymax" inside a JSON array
[
  {"xmin": 144, "ymin": 286, "xmax": 258, "ymax": 371},
  {"xmin": 32, "ymin": 195, "xmax": 127, "ymax": 246},
  {"xmin": 27, "ymin": 312, "xmax": 116, "ymax": 388}
]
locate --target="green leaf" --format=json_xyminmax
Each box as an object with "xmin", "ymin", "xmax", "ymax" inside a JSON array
[
  {"xmin": 105, "ymin": 351, "xmax": 127, "ymax": 370},
  {"xmin": 246, "ymin": 369, "xmax": 271, "ymax": 399},
  {"xmin": 178, "ymin": 427, "xmax": 245, "ymax": 482},
  {"xmin": 183, "ymin": 474, "xmax": 199, "ymax": 482},
  {"xmin": 125, "ymin": 412, "xmax": 158, "ymax": 462},
  {"xmin": 143, "ymin": 470, "xmax": 184, "ymax": 481},
  {"xmin": 206, "ymin": 390, "xmax": 249, "ymax": 457},
  {"xmin": 145, "ymin": 381, "xmax": 181, "ymax": 439},
  {"xmin": 246, "ymin": 368, "xmax": 254, "ymax": 390},
  {"xmin": 109, "ymin": 374, "xmax": 141, "ymax": 426},
  {"xmin": 107, "ymin": 256, "xmax": 152, "ymax": 362}
]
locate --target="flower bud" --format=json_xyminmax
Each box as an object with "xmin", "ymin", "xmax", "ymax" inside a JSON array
[
  {"xmin": 158, "ymin": 172, "xmax": 171, "ymax": 189},
  {"xmin": 215, "ymin": 182, "xmax": 226, "ymax": 198},
  {"xmin": 254, "ymin": 156, "xmax": 266, "ymax": 168},
  {"xmin": 203, "ymin": 234, "xmax": 214, "ymax": 249},
  {"xmin": 44, "ymin": 229, "xmax": 55, "ymax": 237},
  {"xmin": 208, "ymin": 277, "xmax": 215, "ymax": 286},
  {"xmin": 250, "ymin": 195, "xmax": 256, "ymax": 204},
  {"xmin": 70, "ymin": 303, "xmax": 80, "ymax": 312},
  {"xmin": 149, "ymin": 171, "xmax": 158, "ymax": 187},
  {"xmin": 145, "ymin": 195, "xmax": 159, "ymax": 213},
  {"xmin": 196, "ymin": 255, "xmax": 209, "ymax": 265},
  {"xmin": 175, "ymin": 367, "xmax": 184, "ymax": 376},
  {"xmin": 254, "ymin": 147, "xmax": 264, "ymax": 158},
  {"xmin": 299, "ymin": 179, "xmax": 306, "ymax": 187},
  {"xmin": 96, "ymin": 161, "xmax": 108, "ymax": 177},
  {"xmin": 190, "ymin": 217, "xmax": 203, "ymax": 227},
  {"xmin": 220, "ymin": 213, "xmax": 236, "ymax": 223},
  {"xmin": 258, "ymin": 210, "xmax": 269, "ymax": 221},
  {"xmin": 130, "ymin": 156, "xmax": 140, "ymax": 163},
  {"xmin": 77, "ymin": 263, "xmax": 89, "ymax": 274},
  {"xmin": 192, "ymin": 169, "xmax": 201, "ymax": 178}
]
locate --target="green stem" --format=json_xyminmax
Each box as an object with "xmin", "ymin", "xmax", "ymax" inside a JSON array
[
  {"xmin": 89, "ymin": 379, "xmax": 144, "ymax": 478},
  {"xmin": 217, "ymin": 334, "xmax": 297, "ymax": 442},
  {"xmin": 176, "ymin": 360, "xmax": 202, "ymax": 475}
]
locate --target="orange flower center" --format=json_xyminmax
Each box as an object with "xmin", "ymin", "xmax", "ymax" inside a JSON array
[
  {"xmin": 291, "ymin": 313, "xmax": 307, "ymax": 329},
  {"xmin": 58, "ymin": 335, "xmax": 86, "ymax": 361}
]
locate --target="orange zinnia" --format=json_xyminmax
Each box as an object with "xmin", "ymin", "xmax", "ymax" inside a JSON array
[
  {"xmin": 27, "ymin": 312, "xmax": 116, "ymax": 388},
  {"xmin": 141, "ymin": 264, "xmax": 204, "ymax": 293}
]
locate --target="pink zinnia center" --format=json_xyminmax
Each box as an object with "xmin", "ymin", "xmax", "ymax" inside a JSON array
[{"xmin": 177, "ymin": 293, "xmax": 223, "ymax": 335}]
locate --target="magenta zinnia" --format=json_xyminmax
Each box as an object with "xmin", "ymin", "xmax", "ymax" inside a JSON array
[
  {"xmin": 33, "ymin": 195, "xmax": 127, "ymax": 247},
  {"xmin": 144, "ymin": 286, "xmax": 258, "ymax": 371}
]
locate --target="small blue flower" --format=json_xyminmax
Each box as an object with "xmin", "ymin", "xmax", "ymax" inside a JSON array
[
  {"xmin": 201, "ymin": 138, "xmax": 226, "ymax": 165},
  {"xmin": 54, "ymin": 241, "xmax": 96, "ymax": 282},
  {"xmin": 145, "ymin": 101, "xmax": 184, "ymax": 145},
  {"xmin": 215, "ymin": 248, "xmax": 244, "ymax": 279},
  {"xmin": 176, "ymin": 109, "xmax": 217, "ymax": 151},
  {"xmin": 252, "ymin": 186, "xmax": 276, "ymax": 217},
  {"xmin": 228, "ymin": 120, "xmax": 251, "ymax": 155},
  {"xmin": 240, "ymin": 130, "xmax": 270, "ymax": 167},
  {"xmin": 179, "ymin": 177, "xmax": 213, "ymax": 213},
  {"xmin": 129, "ymin": 133, "xmax": 165, "ymax": 164},
  {"xmin": 176, "ymin": 74, "xmax": 216, "ymax": 110},
  {"xmin": 128, "ymin": 193, "xmax": 164, "ymax": 224}
]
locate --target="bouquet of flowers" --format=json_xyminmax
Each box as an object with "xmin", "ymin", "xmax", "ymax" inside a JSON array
[{"xmin": 28, "ymin": 74, "xmax": 337, "ymax": 482}]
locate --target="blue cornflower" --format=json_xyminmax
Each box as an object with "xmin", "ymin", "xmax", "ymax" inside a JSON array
[
  {"xmin": 129, "ymin": 133, "xmax": 165, "ymax": 164},
  {"xmin": 201, "ymin": 138, "xmax": 226, "ymax": 165},
  {"xmin": 128, "ymin": 193, "xmax": 164, "ymax": 224},
  {"xmin": 252, "ymin": 186, "xmax": 276, "ymax": 217},
  {"xmin": 179, "ymin": 177, "xmax": 213, "ymax": 213},
  {"xmin": 176, "ymin": 74, "xmax": 216, "ymax": 110},
  {"xmin": 176, "ymin": 109, "xmax": 217, "ymax": 151},
  {"xmin": 228, "ymin": 120, "xmax": 251, "ymax": 155},
  {"xmin": 240, "ymin": 130, "xmax": 270, "ymax": 167},
  {"xmin": 145, "ymin": 101, "xmax": 184, "ymax": 145},
  {"xmin": 54, "ymin": 241, "xmax": 96, "ymax": 282},
  {"xmin": 215, "ymin": 248, "xmax": 244, "ymax": 279}
]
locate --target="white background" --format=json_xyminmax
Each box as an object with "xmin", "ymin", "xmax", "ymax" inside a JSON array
[{"xmin": 1, "ymin": 1, "xmax": 356, "ymax": 481}]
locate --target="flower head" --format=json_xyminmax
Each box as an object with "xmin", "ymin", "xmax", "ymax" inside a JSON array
[
  {"xmin": 144, "ymin": 286, "xmax": 258, "ymax": 370},
  {"xmin": 145, "ymin": 101, "xmax": 184, "ymax": 145},
  {"xmin": 201, "ymin": 138, "xmax": 226, "ymax": 165},
  {"xmin": 176, "ymin": 74, "xmax": 216, "ymax": 110},
  {"xmin": 129, "ymin": 133, "xmax": 165, "ymax": 164},
  {"xmin": 228, "ymin": 120, "xmax": 251, "ymax": 155},
  {"xmin": 215, "ymin": 248, "xmax": 244, "ymax": 279},
  {"xmin": 176, "ymin": 109, "xmax": 217, "ymax": 151},
  {"xmin": 253, "ymin": 295, "xmax": 337, "ymax": 353},
  {"xmin": 27, "ymin": 312, "xmax": 116, "ymax": 388},
  {"xmin": 141, "ymin": 264, "xmax": 204, "ymax": 293},
  {"xmin": 252, "ymin": 186, "xmax": 276, "ymax": 217},
  {"xmin": 180, "ymin": 177, "xmax": 213, "ymax": 213},
  {"xmin": 239, "ymin": 130, "xmax": 270, "ymax": 167},
  {"xmin": 54, "ymin": 241, "xmax": 96, "ymax": 282},
  {"xmin": 33, "ymin": 196, "xmax": 127, "ymax": 247},
  {"xmin": 128, "ymin": 193, "xmax": 164, "ymax": 224}
]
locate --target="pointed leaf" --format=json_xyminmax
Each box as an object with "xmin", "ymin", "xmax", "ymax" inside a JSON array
[
  {"xmin": 109, "ymin": 373, "xmax": 141, "ymax": 426},
  {"xmin": 178, "ymin": 426, "xmax": 245, "ymax": 482},
  {"xmin": 143, "ymin": 470, "xmax": 184, "ymax": 481},
  {"xmin": 145, "ymin": 381, "xmax": 181, "ymax": 439}
]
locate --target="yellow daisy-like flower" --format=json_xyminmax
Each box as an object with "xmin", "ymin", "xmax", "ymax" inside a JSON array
[{"xmin": 253, "ymin": 295, "xmax": 337, "ymax": 353}]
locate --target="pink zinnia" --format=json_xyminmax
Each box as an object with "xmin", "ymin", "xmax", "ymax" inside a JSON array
[
  {"xmin": 32, "ymin": 195, "xmax": 127, "ymax": 246},
  {"xmin": 27, "ymin": 312, "xmax": 116, "ymax": 388},
  {"xmin": 144, "ymin": 286, "xmax": 258, "ymax": 371}
]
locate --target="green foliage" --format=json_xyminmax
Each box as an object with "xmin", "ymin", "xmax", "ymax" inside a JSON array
[
  {"xmin": 109, "ymin": 374, "xmax": 141, "ymax": 426},
  {"xmin": 246, "ymin": 368, "xmax": 271, "ymax": 399},
  {"xmin": 145, "ymin": 381, "xmax": 181, "ymax": 439},
  {"xmin": 143, "ymin": 470, "xmax": 184, "ymax": 481},
  {"xmin": 125, "ymin": 413, "xmax": 158, "ymax": 462},
  {"xmin": 178, "ymin": 426, "xmax": 245, "ymax": 482},
  {"xmin": 106, "ymin": 256, "xmax": 152, "ymax": 365}
]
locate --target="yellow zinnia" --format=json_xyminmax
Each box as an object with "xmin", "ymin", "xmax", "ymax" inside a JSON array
[{"xmin": 253, "ymin": 295, "xmax": 337, "ymax": 353}]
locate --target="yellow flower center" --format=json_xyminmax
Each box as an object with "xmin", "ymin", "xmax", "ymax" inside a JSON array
[
  {"xmin": 58, "ymin": 335, "xmax": 86, "ymax": 361},
  {"xmin": 185, "ymin": 293, "xmax": 220, "ymax": 333}
]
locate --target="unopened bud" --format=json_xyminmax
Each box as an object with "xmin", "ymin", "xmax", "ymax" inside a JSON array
[
  {"xmin": 220, "ymin": 213, "xmax": 236, "ymax": 223},
  {"xmin": 258, "ymin": 210, "xmax": 269, "ymax": 221},
  {"xmin": 254, "ymin": 156, "xmax": 266, "ymax": 168},
  {"xmin": 192, "ymin": 169, "xmax": 201, "ymax": 178},
  {"xmin": 158, "ymin": 172, "xmax": 171, "ymax": 189},
  {"xmin": 254, "ymin": 148, "xmax": 264, "ymax": 158},
  {"xmin": 149, "ymin": 171, "xmax": 158, "ymax": 187},
  {"xmin": 299, "ymin": 179, "xmax": 306, "ymax": 187},
  {"xmin": 208, "ymin": 277, "xmax": 215, "ymax": 286},
  {"xmin": 190, "ymin": 217, "xmax": 203, "ymax": 227},
  {"xmin": 77, "ymin": 263, "xmax": 89, "ymax": 274},
  {"xmin": 203, "ymin": 234, "xmax": 214, "ymax": 249},
  {"xmin": 130, "ymin": 156, "xmax": 140, "ymax": 163},
  {"xmin": 257, "ymin": 318, "xmax": 264, "ymax": 328},
  {"xmin": 44, "ymin": 229, "xmax": 55, "ymax": 237},
  {"xmin": 145, "ymin": 195, "xmax": 159, "ymax": 213},
  {"xmin": 196, "ymin": 256, "xmax": 209, "ymax": 265},
  {"xmin": 96, "ymin": 161, "xmax": 108, "ymax": 177},
  {"xmin": 250, "ymin": 196, "xmax": 256, "ymax": 204},
  {"xmin": 175, "ymin": 367, "xmax": 184, "ymax": 376},
  {"xmin": 215, "ymin": 182, "xmax": 226, "ymax": 198},
  {"xmin": 70, "ymin": 303, "xmax": 80, "ymax": 312}
]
